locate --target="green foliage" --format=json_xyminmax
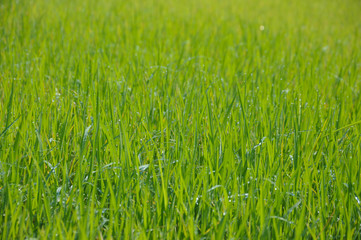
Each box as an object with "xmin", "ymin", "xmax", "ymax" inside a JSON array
[{"xmin": 1, "ymin": 0, "xmax": 361, "ymax": 238}]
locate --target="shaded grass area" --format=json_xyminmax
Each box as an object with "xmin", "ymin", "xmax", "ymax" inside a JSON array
[{"xmin": 1, "ymin": 0, "xmax": 361, "ymax": 238}]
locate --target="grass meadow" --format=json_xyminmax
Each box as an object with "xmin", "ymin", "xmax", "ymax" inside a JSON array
[{"xmin": 1, "ymin": 0, "xmax": 361, "ymax": 238}]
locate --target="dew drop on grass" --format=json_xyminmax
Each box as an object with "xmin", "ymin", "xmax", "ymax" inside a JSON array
[{"xmin": 355, "ymin": 195, "xmax": 361, "ymax": 205}]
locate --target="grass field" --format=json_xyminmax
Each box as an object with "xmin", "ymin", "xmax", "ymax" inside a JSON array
[{"xmin": 1, "ymin": 0, "xmax": 361, "ymax": 238}]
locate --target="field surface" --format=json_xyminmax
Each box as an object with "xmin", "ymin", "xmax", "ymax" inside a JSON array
[{"xmin": 1, "ymin": 0, "xmax": 361, "ymax": 239}]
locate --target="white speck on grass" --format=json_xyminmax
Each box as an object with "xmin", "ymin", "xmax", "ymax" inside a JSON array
[
  {"xmin": 281, "ymin": 89, "xmax": 289, "ymax": 94},
  {"xmin": 355, "ymin": 195, "xmax": 361, "ymax": 205},
  {"xmin": 208, "ymin": 185, "xmax": 222, "ymax": 192},
  {"xmin": 253, "ymin": 137, "xmax": 267, "ymax": 149},
  {"xmin": 139, "ymin": 164, "xmax": 149, "ymax": 172},
  {"xmin": 260, "ymin": 25, "xmax": 265, "ymax": 31}
]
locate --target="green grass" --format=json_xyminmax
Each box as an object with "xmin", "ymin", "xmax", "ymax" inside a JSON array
[{"xmin": 1, "ymin": 0, "xmax": 361, "ymax": 238}]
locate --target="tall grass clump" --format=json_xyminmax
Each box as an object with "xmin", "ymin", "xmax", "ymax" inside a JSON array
[{"xmin": 1, "ymin": 0, "xmax": 361, "ymax": 238}]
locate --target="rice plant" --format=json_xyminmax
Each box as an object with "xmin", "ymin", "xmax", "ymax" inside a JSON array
[{"xmin": 1, "ymin": 0, "xmax": 361, "ymax": 238}]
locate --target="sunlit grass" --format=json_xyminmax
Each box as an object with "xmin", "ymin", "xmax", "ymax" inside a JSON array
[{"xmin": 1, "ymin": 0, "xmax": 361, "ymax": 238}]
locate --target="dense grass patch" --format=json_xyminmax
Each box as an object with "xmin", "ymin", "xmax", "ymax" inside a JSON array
[{"xmin": 1, "ymin": 0, "xmax": 361, "ymax": 238}]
